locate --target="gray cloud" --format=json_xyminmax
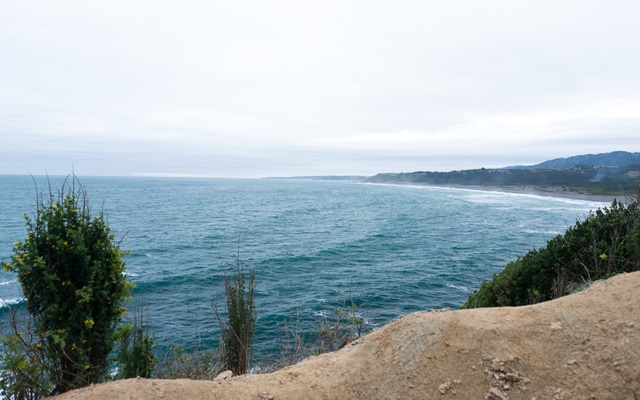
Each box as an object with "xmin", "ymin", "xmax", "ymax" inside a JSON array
[{"xmin": 1, "ymin": 0, "xmax": 639, "ymax": 177}]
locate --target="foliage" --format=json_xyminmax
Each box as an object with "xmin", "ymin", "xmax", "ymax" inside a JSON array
[
  {"xmin": 313, "ymin": 299, "xmax": 368, "ymax": 354},
  {"xmin": 2, "ymin": 176, "xmax": 132, "ymax": 395},
  {"xmin": 261, "ymin": 299, "xmax": 370, "ymax": 372},
  {"xmin": 367, "ymin": 165, "xmax": 640, "ymax": 195},
  {"xmin": 153, "ymin": 342, "xmax": 220, "ymax": 380},
  {"xmin": 0, "ymin": 176, "xmax": 380, "ymax": 389},
  {"xmin": 0, "ymin": 307, "xmax": 52, "ymax": 400},
  {"xmin": 144, "ymin": 306, "xmax": 221, "ymax": 380},
  {"xmin": 214, "ymin": 264, "xmax": 256, "ymax": 375},
  {"xmin": 115, "ymin": 305, "xmax": 156, "ymax": 379},
  {"xmin": 462, "ymin": 191, "xmax": 640, "ymax": 308}
]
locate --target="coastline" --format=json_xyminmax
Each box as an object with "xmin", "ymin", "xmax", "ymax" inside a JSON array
[
  {"xmin": 364, "ymin": 182, "xmax": 620, "ymax": 204},
  {"xmin": 446, "ymin": 184, "xmax": 620, "ymax": 204}
]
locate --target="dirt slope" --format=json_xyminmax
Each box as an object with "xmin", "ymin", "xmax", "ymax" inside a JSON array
[{"xmin": 53, "ymin": 272, "xmax": 640, "ymax": 400}]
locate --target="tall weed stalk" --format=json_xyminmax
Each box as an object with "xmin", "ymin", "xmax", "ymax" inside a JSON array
[
  {"xmin": 115, "ymin": 303, "xmax": 156, "ymax": 379},
  {"xmin": 213, "ymin": 263, "xmax": 256, "ymax": 375}
]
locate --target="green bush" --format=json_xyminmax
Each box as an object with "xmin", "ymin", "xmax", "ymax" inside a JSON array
[
  {"xmin": 2, "ymin": 176, "xmax": 132, "ymax": 395},
  {"xmin": 462, "ymin": 192, "xmax": 640, "ymax": 309}
]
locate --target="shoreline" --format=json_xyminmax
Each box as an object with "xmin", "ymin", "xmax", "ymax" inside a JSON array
[
  {"xmin": 364, "ymin": 182, "xmax": 621, "ymax": 204},
  {"xmin": 447, "ymin": 184, "xmax": 620, "ymax": 204}
]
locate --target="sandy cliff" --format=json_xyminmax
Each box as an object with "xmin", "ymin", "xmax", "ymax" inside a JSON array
[{"xmin": 53, "ymin": 271, "xmax": 640, "ymax": 400}]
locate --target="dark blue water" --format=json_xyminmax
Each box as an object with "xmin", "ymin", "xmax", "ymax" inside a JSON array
[{"xmin": 0, "ymin": 175, "xmax": 607, "ymax": 353}]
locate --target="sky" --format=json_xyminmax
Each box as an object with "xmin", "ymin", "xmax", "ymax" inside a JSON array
[{"xmin": 1, "ymin": 1, "xmax": 639, "ymax": 178}]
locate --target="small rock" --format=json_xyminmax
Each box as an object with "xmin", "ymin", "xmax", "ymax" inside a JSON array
[
  {"xmin": 486, "ymin": 387, "xmax": 508, "ymax": 400},
  {"xmin": 214, "ymin": 370, "xmax": 233, "ymax": 381},
  {"xmin": 491, "ymin": 360, "xmax": 505, "ymax": 372},
  {"xmin": 623, "ymin": 321, "xmax": 634, "ymax": 334},
  {"xmin": 257, "ymin": 393, "xmax": 274, "ymax": 400},
  {"xmin": 472, "ymin": 365, "xmax": 477, "ymax": 370},
  {"xmin": 503, "ymin": 384, "xmax": 511, "ymax": 391},
  {"xmin": 439, "ymin": 381, "xmax": 452, "ymax": 394},
  {"xmin": 549, "ymin": 322, "xmax": 563, "ymax": 331},
  {"xmin": 504, "ymin": 372, "xmax": 520, "ymax": 382}
]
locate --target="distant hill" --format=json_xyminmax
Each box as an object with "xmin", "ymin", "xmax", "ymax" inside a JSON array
[
  {"xmin": 366, "ymin": 151, "xmax": 640, "ymax": 196},
  {"xmin": 505, "ymin": 151, "xmax": 640, "ymax": 169}
]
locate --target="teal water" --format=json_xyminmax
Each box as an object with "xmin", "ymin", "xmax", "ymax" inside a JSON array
[{"xmin": 0, "ymin": 175, "xmax": 608, "ymax": 354}]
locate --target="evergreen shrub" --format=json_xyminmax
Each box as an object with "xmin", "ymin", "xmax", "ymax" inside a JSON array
[
  {"xmin": 462, "ymin": 191, "xmax": 640, "ymax": 308},
  {"xmin": 1, "ymin": 176, "xmax": 132, "ymax": 396}
]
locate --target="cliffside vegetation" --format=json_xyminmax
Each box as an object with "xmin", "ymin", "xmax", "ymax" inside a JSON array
[
  {"xmin": 367, "ymin": 165, "xmax": 640, "ymax": 195},
  {"xmin": 462, "ymin": 190, "xmax": 640, "ymax": 308},
  {"xmin": 1, "ymin": 176, "xmax": 132, "ymax": 397}
]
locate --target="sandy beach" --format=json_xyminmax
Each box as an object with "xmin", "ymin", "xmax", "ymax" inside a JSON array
[
  {"xmin": 367, "ymin": 181, "xmax": 623, "ymax": 204},
  {"xmin": 447, "ymin": 184, "xmax": 621, "ymax": 203}
]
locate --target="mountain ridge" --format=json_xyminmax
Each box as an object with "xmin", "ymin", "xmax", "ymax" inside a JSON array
[
  {"xmin": 504, "ymin": 150, "xmax": 640, "ymax": 169},
  {"xmin": 366, "ymin": 151, "xmax": 640, "ymax": 196}
]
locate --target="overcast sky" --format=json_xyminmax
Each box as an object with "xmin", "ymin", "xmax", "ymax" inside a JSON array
[{"xmin": 1, "ymin": 1, "xmax": 639, "ymax": 178}]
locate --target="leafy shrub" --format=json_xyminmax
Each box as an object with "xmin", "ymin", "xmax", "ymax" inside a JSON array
[
  {"xmin": 462, "ymin": 192, "xmax": 640, "ymax": 308},
  {"xmin": 2, "ymin": 176, "xmax": 132, "ymax": 395}
]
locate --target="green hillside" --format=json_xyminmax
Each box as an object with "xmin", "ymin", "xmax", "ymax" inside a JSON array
[
  {"xmin": 366, "ymin": 151, "xmax": 640, "ymax": 196},
  {"xmin": 462, "ymin": 193, "xmax": 640, "ymax": 308}
]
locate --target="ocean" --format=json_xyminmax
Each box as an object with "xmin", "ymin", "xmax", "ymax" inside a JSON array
[{"xmin": 0, "ymin": 175, "xmax": 609, "ymax": 355}]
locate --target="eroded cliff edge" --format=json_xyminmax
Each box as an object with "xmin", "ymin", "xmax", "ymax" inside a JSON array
[{"xmin": 53, "ymin": 271, "xmax": 640, "ymax": 400}]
